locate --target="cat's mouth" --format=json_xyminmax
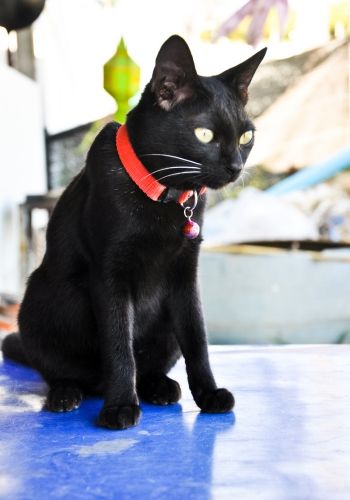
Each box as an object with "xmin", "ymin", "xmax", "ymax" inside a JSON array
[
  {"xmin": 167, "ymin": 173, "xmax": 241, "ymax": 192},
  {"xmin": 161, "ymin": 170, "xmax": 242, "ymax": 191},
  {"xmin": 193, "ymin": 167, "xmax": 243, "ymax": 190}
]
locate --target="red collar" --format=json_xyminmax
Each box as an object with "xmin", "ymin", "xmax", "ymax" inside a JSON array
[{"xmin": 116, "ymin": 124, "xmax": 205, "ymax": 204}]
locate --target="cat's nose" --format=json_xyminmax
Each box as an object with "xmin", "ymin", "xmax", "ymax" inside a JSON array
[
  {"xmin": 227, "ymin": 149, "xmax": 243, "ymax": 177},
  {"xmin": 227, "ymin": 162, "xmax": 243, "ymax": 177},
  {"xmin": 229, "ymin": 162, "xmax": 243, "ymax": 173}
]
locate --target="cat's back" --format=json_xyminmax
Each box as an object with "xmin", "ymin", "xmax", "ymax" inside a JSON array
[{"xmin": 43, "ymin": 122, "xmax": 120, "ymax": 260}]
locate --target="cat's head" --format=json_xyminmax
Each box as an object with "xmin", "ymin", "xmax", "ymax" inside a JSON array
[{"xmin": 128, "ymin": 35, "xmax": 266, "ymax": 191}]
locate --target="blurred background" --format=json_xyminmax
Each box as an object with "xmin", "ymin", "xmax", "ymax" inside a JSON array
[{"xmin": 0, "ymin": 0, "xmax": 349, "ymax": 344}]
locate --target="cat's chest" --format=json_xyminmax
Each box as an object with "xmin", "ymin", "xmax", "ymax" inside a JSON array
[
  {"xmin": 112, "ymin": 192, "xmax": 203, "ymax": 277},
  {"xmin": 126, "ymin": 202, "xmax": 192, "ymax": 251},
  {"xmin": 130, "ymin": 228, "xmax": 189, "ymax": 273},
  {"xmin": 129, "ymin": 193, "xmax": 203, "ymax": 239},
  {"xmin": 127, "ymin": 215, "xmax": 195, "ymax": 285},
  {"xmin": 130, "ymin": 199, "xmax": 185, "ymax": 229}
]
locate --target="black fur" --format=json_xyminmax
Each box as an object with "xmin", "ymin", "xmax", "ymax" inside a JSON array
[{"xmin": 2, "ymin": 36, "xmax": 265, "ymax": 429}]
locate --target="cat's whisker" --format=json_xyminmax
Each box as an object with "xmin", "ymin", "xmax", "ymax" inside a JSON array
[
  {"xmin": 240, "ymin": 169, "xmax": 251, "ymax": 188},
  {"xmin": 243, "ymin": 169, "xmax": 252, "ymax": 181},
  {"xmin": 157, "ymin": 171, "xmax": 201, "ymax": 182},
  {"xmin": 244, "ymin": 163, "xmax": 255, "ymax": 171},
  {"xmin": 140, "ymin": 165, "xmax": 201, "ymax": 182},
  {"xmin": 140, "ymin": 153, "xmax": 202, "ymax": 166}
]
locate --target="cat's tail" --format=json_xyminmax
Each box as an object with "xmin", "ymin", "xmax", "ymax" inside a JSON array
[{"xmin": 2, "ymin": 332, "xmax": 30, "ymax": 366}]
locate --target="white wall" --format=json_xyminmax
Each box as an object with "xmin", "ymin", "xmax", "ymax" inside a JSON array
[{"xmin": 0, "ymin": 64, "xmax": 46, "ymax": 295}]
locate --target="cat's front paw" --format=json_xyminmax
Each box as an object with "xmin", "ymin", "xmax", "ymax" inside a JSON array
[
  {"xmin": 98, "ymin": 405, "xmax": 141, "ymax": 430},
  {"xmin": 138, "ymin": 374, "xmax": 181, "ymax": 405},
  {"xmin": 198, "ymin": 388, "xmax": 234, "ymax": 413}
]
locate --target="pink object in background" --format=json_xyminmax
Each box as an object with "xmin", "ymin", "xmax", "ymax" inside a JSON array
[{"xmin": 214, "ymin": 0, "xmax": 289, "ymax": 46}]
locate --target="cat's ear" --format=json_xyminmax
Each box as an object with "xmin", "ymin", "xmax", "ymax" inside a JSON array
[
  {"xmin": 151, "ymin": 35, "xmax": 199, "ymax": 111},
  {"xmin": 217, "ymin": 48, "xmax": 267, "ymax": 105}
]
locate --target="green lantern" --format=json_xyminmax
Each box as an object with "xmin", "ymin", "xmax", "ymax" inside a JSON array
[{"xmin": 104, "ymin": 37, "xmax": 140, "ymax": 123}]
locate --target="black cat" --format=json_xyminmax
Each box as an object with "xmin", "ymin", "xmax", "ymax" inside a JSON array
[{"xmin": 2, "ymin": 36, "xmax": 266, "ymax": 429}]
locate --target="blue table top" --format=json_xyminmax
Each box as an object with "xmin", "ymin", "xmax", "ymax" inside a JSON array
[{"xmin": 0, "ymin": 345, "xmax": 349, "ymax": 499}]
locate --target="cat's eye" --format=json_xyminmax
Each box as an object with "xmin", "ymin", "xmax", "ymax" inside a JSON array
[
  {"xmin": 194, "ymin": 128, "xmax": 214, "ymax": 144},
  {"xmin": 239, "ymin": 130, "xmax": 254, "ymax": 146}
]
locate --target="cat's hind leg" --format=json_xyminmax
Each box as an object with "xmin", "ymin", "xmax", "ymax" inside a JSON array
[
  {"xmin": 18, "ymin": 269, "xmax": 101, "ymax": 413},
  {"xmin": 2, "ymin": 332, "xmax": 85, "ymax": 412},
  {"xmin": 2, "ymin": 332, "xmax": 29, "ymax": 365},
  {"xmin": 46, "ymin": 381, "xmax": 83, "ymax": 412}
]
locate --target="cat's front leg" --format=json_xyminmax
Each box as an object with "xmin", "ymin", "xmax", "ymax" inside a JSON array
[
  {"xmin": 91, "ymin": 274, "xmax": 140, "ymax": 430},
  {"xmin": 169, "ymin": 267, "xmax": 234, "ymax": 413}
]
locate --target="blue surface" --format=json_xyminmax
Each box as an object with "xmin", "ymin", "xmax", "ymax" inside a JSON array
[
  {"xmin": 0, "ymin": 346, "xmax": 350, "ymax": 499},
  {"xmin": 267, "ymin": 146, "xmax": 350, "ymax": 195}
]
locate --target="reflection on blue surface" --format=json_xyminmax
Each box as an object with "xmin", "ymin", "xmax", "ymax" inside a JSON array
[{"xmin": 0, "ymin": 346, "xmax": 350, "ymax": 499}]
